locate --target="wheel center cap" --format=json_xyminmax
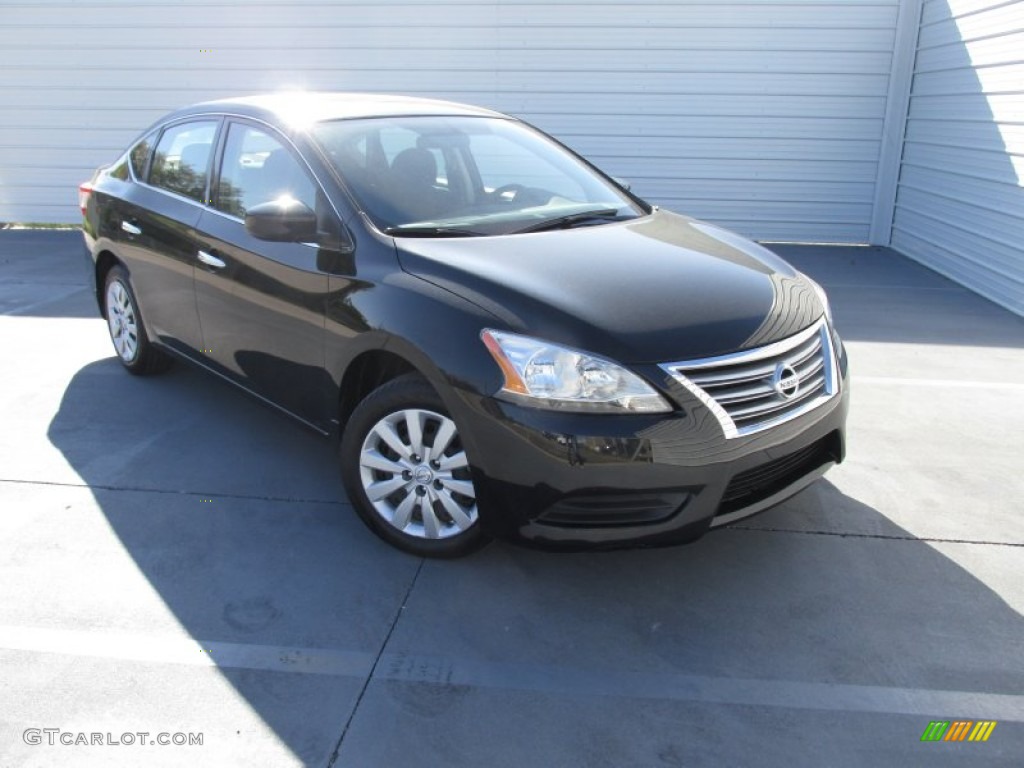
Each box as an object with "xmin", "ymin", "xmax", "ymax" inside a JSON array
[{"xmin": 414, "ymin": 466, "xmax": 434, "ymax": 485}]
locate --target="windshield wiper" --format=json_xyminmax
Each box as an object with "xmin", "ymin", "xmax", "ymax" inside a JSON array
[
  {"xmin": 513, "ymin": 208, "xmax": 623, "ymax": 234},
  {"xmin": 383, "ymin": 225, "xmax": 485, "ymax": 238}
]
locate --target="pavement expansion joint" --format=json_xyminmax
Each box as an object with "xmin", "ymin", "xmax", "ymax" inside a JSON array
[
  {"xmin": 326, "ymin": 558, "xmax": 425, "ymax": 767},
  {"xmin": 0, "ymin": 477, "xmax": 349, "ymax": 507},
  {"xmin": 729, "ymin": 525, "xmax": 1024, "ymax": 547}
]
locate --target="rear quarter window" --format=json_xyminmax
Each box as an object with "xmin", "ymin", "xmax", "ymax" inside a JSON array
[
  {"xmin": 108, "ymin": 154, "xmax": 130, "ymax": 181},
  {"xmin": 129, "ymin": 132, "xmax": 156, "ymax": 179}
]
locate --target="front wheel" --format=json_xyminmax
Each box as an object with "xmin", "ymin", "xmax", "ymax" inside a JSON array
[{"xmin": 340, "ymin": 374, "xmax": 489, "ymax": 558}]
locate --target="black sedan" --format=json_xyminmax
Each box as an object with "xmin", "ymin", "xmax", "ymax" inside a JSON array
[{"xmin": 80, "ymin": 93, "xmax": 849, "ymax": 557}]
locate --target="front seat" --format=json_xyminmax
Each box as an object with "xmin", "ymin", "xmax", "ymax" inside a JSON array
[
  {"xmin": 389, "ymin": 148, "xmax": 448, "ymax": 222},
  {"xmin": 256, "ymin": 149, "xmax": 315, "ymax": 210}
]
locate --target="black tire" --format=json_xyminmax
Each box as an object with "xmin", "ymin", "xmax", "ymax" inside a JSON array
[
  {"xmin": 102, "ymin": 264, "xmax": 172, "ymax": 375},
  {"xmin": 340, "ymin": 373, "xmax": 490, "ymax": 558}
]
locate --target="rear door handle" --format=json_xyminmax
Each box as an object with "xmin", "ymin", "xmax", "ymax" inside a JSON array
[
  {"xmin": 197, "ymin": 250, "xmax": 226, "ymax": 269},
  {"xmin": 121, "ymin": 220, "xmax": 142, "ymax": 236}
]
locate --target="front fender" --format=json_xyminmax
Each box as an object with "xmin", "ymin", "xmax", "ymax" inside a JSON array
[{"xmin": 325, "ymin": 268, "xmax": 505, "ymax": 446}]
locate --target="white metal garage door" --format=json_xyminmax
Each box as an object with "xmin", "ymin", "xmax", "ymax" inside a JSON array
[
  {"xmin": 891, "ymin": 0, "xmax": 1024, "ymax": 315},
  {"xmin": 0, "ymin": 0, "xmax": 898, "ymax": 242}
]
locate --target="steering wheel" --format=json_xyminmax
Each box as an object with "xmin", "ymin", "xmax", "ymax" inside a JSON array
[{"xmin": 490, "ymin": 184, "xmax": 528, "ymax": 203}]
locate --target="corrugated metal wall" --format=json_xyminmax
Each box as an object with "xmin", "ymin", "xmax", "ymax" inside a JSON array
[
  {"xmin": 0, "ymin": 0, "xmax": 898, "ymax": 242},
  {"xmin": 891, "ymin": 0, "xmax": 1024, "ymax": 315}
]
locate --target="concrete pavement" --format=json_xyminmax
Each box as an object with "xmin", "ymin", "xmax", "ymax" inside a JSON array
[{"xmin": 1, "ymin": 231, "xmax": 1022, "ymax": 766}]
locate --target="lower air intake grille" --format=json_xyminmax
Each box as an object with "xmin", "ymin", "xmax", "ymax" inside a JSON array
[
  {"xmin": 717, "ymin": 436, "xmax": 836, "ymax": 516},
  {"xmin": 538, "ymin": 491, "xmax": 690, "ymax": 527}
]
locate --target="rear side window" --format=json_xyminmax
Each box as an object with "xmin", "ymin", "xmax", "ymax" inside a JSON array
[
  {"xmin": 149, "ymin": 120, "xmax": 218, "ymax": 203},
  {"xmin": 129, "ymin": 132, "xmax": 156, "ymax": 179}
]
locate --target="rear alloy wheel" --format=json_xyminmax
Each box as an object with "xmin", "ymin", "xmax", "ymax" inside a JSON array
[
  {"xmin": 103, "ymin": 265, "xmax": 172, "ymax": 375},
  {"xmin": 341, "ymin": 374, "xmax": 488, "ymax": 557}
]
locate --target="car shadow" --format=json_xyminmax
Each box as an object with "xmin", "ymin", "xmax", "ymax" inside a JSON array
[
  {"xmin": 45, "ymin": 357, "xmax": 420, "ymax": 764},
  {"xmin": 47, "ymin": 355, "xmax": 1023, "ymax": 765}
]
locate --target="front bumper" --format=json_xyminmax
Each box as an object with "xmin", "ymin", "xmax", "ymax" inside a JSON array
[{"xmin": 453, "ymin": 341, "xmax": 850, "ymax": 549}]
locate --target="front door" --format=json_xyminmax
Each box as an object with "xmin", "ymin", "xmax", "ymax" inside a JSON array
[{"xmin": 193, "ymin": 121, "xmax": 332, "ymax": 429}]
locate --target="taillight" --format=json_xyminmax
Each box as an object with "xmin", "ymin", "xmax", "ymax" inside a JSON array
[{"xmin": 78, "ymin": 183, "xmax": 93, "ymax": 216}]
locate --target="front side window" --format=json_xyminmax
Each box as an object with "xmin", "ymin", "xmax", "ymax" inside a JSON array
[
  {"xmin": 149, "ymin": 120, "xmax": 218, "ymax": 203},
  {"xmin": 214, "ymin": 122, "xmax": 316, "ymax": 218},
  {"xmin": 312, "ymin": 116, "xmax": 643, "ymax": 236}
]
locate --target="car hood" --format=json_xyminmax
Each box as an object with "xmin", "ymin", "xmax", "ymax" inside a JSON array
[{"xmin": 394, "ymin": 209, "xmax": 823, "ymax": 363}]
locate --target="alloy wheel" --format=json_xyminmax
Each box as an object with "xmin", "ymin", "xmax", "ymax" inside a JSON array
[
  {"xmin": 106, "ymin": 279, "xmax": 139, "ymax": 363},
  {"xmin": 358, "ymin": 408, "xmax": 478, "ymax": 540}
]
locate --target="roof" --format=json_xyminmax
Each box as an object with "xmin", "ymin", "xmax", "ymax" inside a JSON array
[{"xmin": 186, "ymin": 92, "xmax": 505, "ymax": 129}]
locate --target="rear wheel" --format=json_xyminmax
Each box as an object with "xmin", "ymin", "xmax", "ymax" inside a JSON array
[
  {"xmin": 103, "ymin": 265, "xmax": 172, "ymax": 375},
  {"xmin": 341, "ymin": 374, "xmax": 489, "ymax": 557}
]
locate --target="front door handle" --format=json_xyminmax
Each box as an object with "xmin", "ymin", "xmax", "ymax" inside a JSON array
[
  {"xmin": 121, "ymin": 220, "xmax": 142, "ymax": 236},
  {"xmin": 197, "ymin": 250, "xmax": 226, "ymax": 269}
]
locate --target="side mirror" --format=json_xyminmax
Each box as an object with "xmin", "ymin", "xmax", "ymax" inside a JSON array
[{"xmin": 244, "ymin": 197, "xmax": 318, "ymax": 242}]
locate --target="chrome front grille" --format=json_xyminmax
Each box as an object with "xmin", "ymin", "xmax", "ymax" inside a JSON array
[{"xmin": 660, "ymin": 318, "xmax": 838, "ymax": 439}]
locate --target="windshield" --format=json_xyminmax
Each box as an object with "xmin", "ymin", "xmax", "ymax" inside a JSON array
[{"xmin": 311, "ymin": 116, "xmax": 645, "ymax": 236}]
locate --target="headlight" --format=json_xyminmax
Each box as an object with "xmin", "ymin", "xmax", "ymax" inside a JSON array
[{"xmin": 480, "ymin": 330, "xmax": 672, "ymax": 413}]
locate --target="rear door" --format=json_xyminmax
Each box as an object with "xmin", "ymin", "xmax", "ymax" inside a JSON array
[
  {"xmin": 112, "ymin": 119, "xmax": 220, "ymax": 355},
  {"xmin": 193, "ymin": 119, "xmax": 334, "ymax": 428}
]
